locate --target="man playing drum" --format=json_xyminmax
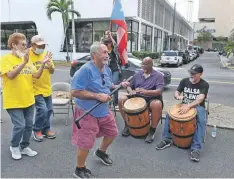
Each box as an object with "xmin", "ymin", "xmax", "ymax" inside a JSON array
[
  {"xmin": 118, "ymin": 57, "xmax": 164, "ymax": 143},
  {"xmin": 156, "ymin": 64, "xmax": 209, "ymax": 162}
]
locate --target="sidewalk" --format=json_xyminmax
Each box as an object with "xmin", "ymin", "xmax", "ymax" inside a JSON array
[
  {"xmin": 220, "ymin": 55, "xmax": 234, "ymax": 71},
  {"xmin": 117, "ymin": 91, "xmax": 234, "ymax": 130}
]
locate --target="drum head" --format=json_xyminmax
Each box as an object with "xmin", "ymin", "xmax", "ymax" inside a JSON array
[
  {"xmin": 168, "ymin": 104, "xmax": 197, "ymax": 121},
  {"xmin": 123, "ymin": 97, "xmax": 147, "ymax": 113}
]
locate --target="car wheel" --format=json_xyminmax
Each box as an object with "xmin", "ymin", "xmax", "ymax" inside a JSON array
[
  {"xmin": 161, "ymin": 64, "xmax": 165, "ymax": 67},
  {"xmin": 176, "ymin": 61, "xmax": 179, "ymax": 67}
]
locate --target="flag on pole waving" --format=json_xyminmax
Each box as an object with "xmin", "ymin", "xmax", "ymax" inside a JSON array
[{"xmin": 110, "ymin": 0, "xmax": 128, "ymax": 65}]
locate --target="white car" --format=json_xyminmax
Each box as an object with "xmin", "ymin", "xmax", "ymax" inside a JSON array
[{"xmin": 160, "ymin": 51, "xmax": 183, "ymax": 67}]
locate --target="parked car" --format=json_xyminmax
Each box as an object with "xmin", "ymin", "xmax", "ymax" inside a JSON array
[
  {"xmin": 160, "ymin": 51, "xmax": 183, "ymax": 67},
  {"xmin": 178, "ymin": 50, "xmax": 190, "ymax": 64},
  {"xmin": 70, "ymin": 54, "xmax": 172, "ymax": 87}
]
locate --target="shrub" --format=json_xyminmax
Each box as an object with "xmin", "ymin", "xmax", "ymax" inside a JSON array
[{"xmin": 132, "ymin": 51, "xmax": 159, "ymax": 59}]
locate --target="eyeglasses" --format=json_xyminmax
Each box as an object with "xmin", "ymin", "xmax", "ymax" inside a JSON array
[{"xmin": 101, "ymin": 74, "xmax": 105, "ymax": 86}]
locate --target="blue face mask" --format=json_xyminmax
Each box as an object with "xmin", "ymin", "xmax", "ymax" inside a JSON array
[{"xmin": 34, "ymin": 48, "xmax": 44, "ymax": 55}]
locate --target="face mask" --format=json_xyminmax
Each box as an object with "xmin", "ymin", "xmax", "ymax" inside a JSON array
[
  {"xmin": 15, "ymin": 50, "xmax": 26, "ymax": 58},
  {"xmin": 14, "ymin": 44, "xmax": 26, "ymax": 58},
  {"xmin": 34, "ymin": 48, "xmax": 44, "ymax": 55}
]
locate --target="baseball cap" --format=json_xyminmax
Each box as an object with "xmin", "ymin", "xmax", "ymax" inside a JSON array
[
  {"xmin": 31, "ymin": 35, "xmax": 46, "ymax": 45},
  {"xmin": 188, "ymin": 64, "xmax": 203, "ymax": 74}
]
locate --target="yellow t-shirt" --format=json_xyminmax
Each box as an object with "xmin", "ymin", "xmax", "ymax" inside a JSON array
[
  {"xmin": 29, "ymin": 49, "xmax": 54, "ymax": 97},
  {"xmin": 0, "ymin": 53, "xmax": 36, "ymax": 109}
]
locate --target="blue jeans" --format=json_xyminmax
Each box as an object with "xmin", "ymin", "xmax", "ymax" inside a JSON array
[
  {"xmin": 7, "ymin": 104, "xmax": 34, "ymax": 149},
  {"xmin": 112, "ymin": 71, "xmax": 120, "ymax": 105},
  {"xmin": 33, "ymin": 95, "xmax": 53, "ymax": 133},
  {"xmin": 162, "ymin": 106, "xmax": 206, "ymax": 151}
]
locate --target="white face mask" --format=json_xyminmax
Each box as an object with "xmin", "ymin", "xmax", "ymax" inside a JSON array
[
  {"xmin": 15, "ymin": 50, "xmax": 26, "ymax": 58},
  {"xmin": 14, "ymin": 44, "xmax": 26, "ymax": 58},
  {"xmin": 34, "ymin": 48, "xmax": 44, "ymax": 55}
]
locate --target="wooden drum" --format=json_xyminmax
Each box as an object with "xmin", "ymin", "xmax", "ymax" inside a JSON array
[
  {"xmin": 168, "ymin": 104, "xmax": 197, "ymax": 148},
  {"xmin": 123, "ymin": 97, "xmax": 150, "ymax": 137}
]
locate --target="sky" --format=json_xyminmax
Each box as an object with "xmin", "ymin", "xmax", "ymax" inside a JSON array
[{"xmin": 168, "ymin": 0, "xmax": 199, "ymax": 22}]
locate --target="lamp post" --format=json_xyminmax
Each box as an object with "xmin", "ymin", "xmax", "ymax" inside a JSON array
[
  {"xmin": 71, "ymin": 1, "xmax": 76, "ymax": 54},
  {"xmin": 171, "ymin": 2, "xmax": 176, "ymax": 50}
]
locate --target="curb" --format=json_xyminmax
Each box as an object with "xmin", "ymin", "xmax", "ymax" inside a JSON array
[{"xmin": 111, "ymin": 108, "xmax": 234, "ymax": 130}]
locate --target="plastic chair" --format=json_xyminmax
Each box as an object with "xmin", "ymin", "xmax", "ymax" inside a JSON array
[{"xmin": 52, "ymin": 82, "xmax": 74, "ymax": 126}]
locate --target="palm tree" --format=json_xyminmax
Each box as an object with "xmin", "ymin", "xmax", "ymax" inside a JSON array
[
  {"xmin": 46, "ymin": 0, "xmax": 80, "ymax": 61},
  {"xmin": 225, "ymin": 40, "xmax": 234, "ymax": 65}
]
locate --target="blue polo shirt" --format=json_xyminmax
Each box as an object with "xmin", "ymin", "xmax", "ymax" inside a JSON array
[{"xmin": 71, "ymin": 61, "xmax": 113, "ymax": 117}]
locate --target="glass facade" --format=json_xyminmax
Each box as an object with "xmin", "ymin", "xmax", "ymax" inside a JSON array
[
  {"xmin": 63, "ymin": 19, "xmax": 139, "ymax": 53},
  {"xmin": 1, "ymin": 21, "xmax": 38, "ymax": 50}
]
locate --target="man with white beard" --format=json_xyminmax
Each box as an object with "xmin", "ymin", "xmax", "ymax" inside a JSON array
[{"xmin": 156, "ymin": 64, "xmax": 209, "ymax": 162}]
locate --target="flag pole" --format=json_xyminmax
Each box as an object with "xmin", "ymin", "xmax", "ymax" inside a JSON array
[{"xmin": 109, "ymin": 0, "xmax": 115, "ymax": 30}]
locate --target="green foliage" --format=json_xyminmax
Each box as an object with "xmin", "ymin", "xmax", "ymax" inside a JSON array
[
  {"xmin": 215, "ymin": 36, "xmax": 228, "ymax": 42},
  {"xmin": 46, "ymin": 0, "xmax": 80, "ymax": 30},
  {"xmin": 197, "ymin": 32, "xmax": 213, "ymax": 42},
  {"xmin": 225, "ymin": 40, "xmax": 234, "ymax": 57},
  {"xmin": 132, "ymin": 51, "xmax": 159, "ymax": 59}
]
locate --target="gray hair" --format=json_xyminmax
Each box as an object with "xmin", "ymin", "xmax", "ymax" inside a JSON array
[{"xmin": 90, "ymin": 41, "xmax": 102, "ymax": 56}]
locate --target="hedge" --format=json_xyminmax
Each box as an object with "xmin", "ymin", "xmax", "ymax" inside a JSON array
[{"xmin": 132, "ymin": 51, "xmax": 160, "ymax": 59}]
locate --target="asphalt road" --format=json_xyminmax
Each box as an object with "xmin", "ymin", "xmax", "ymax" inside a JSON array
[{"xmin": 1, "ymin": 52, "xmax": 234, "ymax": 178}]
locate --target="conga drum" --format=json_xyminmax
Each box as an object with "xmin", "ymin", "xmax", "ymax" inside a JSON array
[
  {"xmin": 123, "ymin": 97, "xmax": 150, "ymax": 137},
  {"xmin": 168, "ymin": 104, "xmax": 197, "ymax": 148}
]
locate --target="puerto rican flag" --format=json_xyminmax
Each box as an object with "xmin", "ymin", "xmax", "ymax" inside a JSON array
[{"xmin": 110, "ymin": 0, "xmax": 128, "ymax": 65}]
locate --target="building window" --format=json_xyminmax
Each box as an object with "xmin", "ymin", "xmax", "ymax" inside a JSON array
[
  {"xmin": 63, "ymin": 21, "xmax": 93, "ymax": 53},
  {"xmin": 94, "ymin": 21, "xmax": 109, "ymax": 42},
  {"xmin": 131, "ymin": 21, "xmax": 139, "ymax": 52},
  {"xmin": 140, "ymin": 24, "xmax": 152, "ymax": 51},
  {"xmin": 163, "ymin": 32, "xmax": 169, "ymax": 51},
  {"xmin": 140, "ymin": 24, "xmax": 146, "ymax": 51},
  {"xmin": 146, "ymin": 26, "xmax": 152, "ymax": 51},
  {"xmin": 1, "ymin": 21, "xmax": 38, "ymax": 50},
  {"xmin": 157, "ymin": 29, "xmax": 162, "ymax": 52}
]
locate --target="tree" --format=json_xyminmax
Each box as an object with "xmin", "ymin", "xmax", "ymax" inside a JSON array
[
  {"xmin": 46, "ymin": 0, "xmax": 80, "ymax": 61},
  {"xmin": 225, "ymin": 40, "xmax": 234, "ymax": 65},
  {"xmin": 197, "ymin": 32, "xmax": 213, "ymax": 42}
]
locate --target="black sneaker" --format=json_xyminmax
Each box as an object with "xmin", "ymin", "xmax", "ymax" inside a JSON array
[
  {"xmin": 95, "ymin": 149, "xmax": 113, "ymax": 166},
  {"xmin": 190, "ymin": 150, "xmax": 200, "ymax": 162},
  {"xmin": 121, "ymin": 125, "xmax": 130, "ymax": 137},
  {"xmin": 145, "ymin": 130, "xmax": 155, "ymax": 143},
  {"xmin": 155, "ymin": 139, "xmax": 172, "ymax": 150},
  {"xmin": 73, "ymin": 167, "xmax": 95, "ymax": 178}
]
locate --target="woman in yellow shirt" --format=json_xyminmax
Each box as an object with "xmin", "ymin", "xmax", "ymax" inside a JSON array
[{"xmin": 0, "ymin": 33, "xmax": 50, "ymax": 160}]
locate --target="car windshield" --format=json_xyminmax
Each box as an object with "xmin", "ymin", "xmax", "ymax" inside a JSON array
[{"xmin": 162, "ymin": 52, "xmax": 177, "ymax": 56}]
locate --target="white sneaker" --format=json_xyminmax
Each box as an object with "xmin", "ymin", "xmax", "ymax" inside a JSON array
[
  {"xmin": 10, "ymin": 146, "xmax": 22, "ymax": 160},
  {"xmin": 21, "ymin": 147, "xmax": 38, "ymax": 157}
]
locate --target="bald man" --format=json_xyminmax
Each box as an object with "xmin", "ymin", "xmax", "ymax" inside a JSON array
[{"xmin": 118, "ymin": 57, "xmax": 164, "ymax": 143}]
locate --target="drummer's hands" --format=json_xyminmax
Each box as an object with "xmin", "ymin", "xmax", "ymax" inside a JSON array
[
  {"xmin": 129, "ymin": 90, "xmax": 136, "ymax": 96},
  {"xmin": 136, "ymin": 88, "xmax": 146, "ymax": 94},
  {"xmin": 174, "ymin": 95, "xmax": 184, "ymax": 100},
  {"xmin": 97, "ymin": 93, "xmax": 112, "ymax": 103},
  {"xmin": 178, "ymin": 104, "xmax": 191, "ymax": 115},
  {"xmin": 120, "ymin": 81, "xmax": 130, "ymax": 88}
]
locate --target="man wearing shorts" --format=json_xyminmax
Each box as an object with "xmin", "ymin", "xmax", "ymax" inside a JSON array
[
  {"xmin": 118, "ymin": 57, "xmax": 164, "ymax": 143},
  {"xmin": 71, "ymin": 42, "xmax": 129, "ymax": 178}
]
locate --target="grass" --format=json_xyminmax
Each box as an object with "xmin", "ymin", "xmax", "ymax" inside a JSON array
[{"xmin": 53, "ymin": 60, "xmax": 71, "ymax": 67}]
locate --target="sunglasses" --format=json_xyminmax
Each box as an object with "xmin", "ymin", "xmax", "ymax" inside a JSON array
[{"xmin": 101, "ymin": 74, "xmax": 105, "ymax": 86}]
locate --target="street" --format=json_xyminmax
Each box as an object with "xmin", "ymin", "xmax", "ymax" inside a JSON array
[{"xmin": 1, "ymin": 52, "xmax": 234, "ymax": 178}]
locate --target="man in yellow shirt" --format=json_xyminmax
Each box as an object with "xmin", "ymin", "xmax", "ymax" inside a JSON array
[
  {"xmin": 1, "ymin": 33, "xmax": 50, "ymax": 160},
  {"xmin": 30, "ymin": 35, "xmax": 56, "ymax": 142}
]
